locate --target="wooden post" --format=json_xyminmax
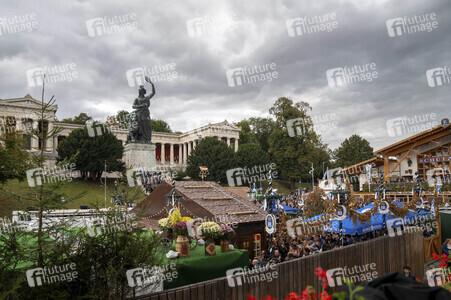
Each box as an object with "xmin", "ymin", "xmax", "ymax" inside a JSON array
[
  {"xmin": 384, "ymin": 156, "xmax": 390, "ymax": 183},
  {"xmin": 435, "ymin": 188, "xmax": 441, "ymax": 242}
]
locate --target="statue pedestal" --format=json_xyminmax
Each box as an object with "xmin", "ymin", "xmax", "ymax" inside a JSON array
[{"xmin": 123, "ymin": 143, "xmax": 156, "ymax": 170}]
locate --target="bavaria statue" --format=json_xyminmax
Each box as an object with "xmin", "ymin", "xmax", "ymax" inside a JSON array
[{"xmin": 127, "ymin": 76, "xmax": 155, "ymax": 144}]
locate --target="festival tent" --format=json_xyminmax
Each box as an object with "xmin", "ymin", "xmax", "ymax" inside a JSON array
[
  {"xmin": 324, "ymin": 201, "xmax": 433, "ymax": 235},
  {"xmin": 306, "ymin": 213, "xmax": 324, "ymax": 222},
  {"xmin": 259, "ymin": 203, "xmax": 299, "ymax": 214},
  {"xmin": 276, "ymin": 203, "xmax": 300, "ymax": 214}
]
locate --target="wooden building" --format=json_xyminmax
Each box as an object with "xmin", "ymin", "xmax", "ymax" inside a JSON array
[{"xmin": 133, "ymin": 181, "xmax": 267, "ymax": 259}]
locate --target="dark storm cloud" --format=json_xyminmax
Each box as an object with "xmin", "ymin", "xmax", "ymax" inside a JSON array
[{"xmin": 0, "ymin": 0, "xmax": 449, "ymax": 150}]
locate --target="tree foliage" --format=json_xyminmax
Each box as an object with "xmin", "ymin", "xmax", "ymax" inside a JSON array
[
  {"xmin": 268, "ymin": 97, "xmax": 330, "ymax": 190},
  {"xmin": 186, "ymin": 137, "xmax": 236, "ymax": 183},
  {"xmin": 0, "ymin": 133, "xmax": 31, "ymax": 184},
  {"xmin": 56, "ymin": 126, "xmax": 125, "ymax": 181},
  {"xmin": 236, "ymin": 143, "xmax": 270, "ymax": 168},
  {"xmin": 333, "ymin": 134, "xmax": 374, "ymax": 168},
  {"xmin": 58, "ymin": 113, "xmax": 92, "ymax": 125},
  {"xmin": 235, "ymin": 120, "xmax": 256, "ymax": 145},
  {"xmin": 248, "ymin": 117, "xmax": 276, "ymax": 153},
  {"xmin": 152, "ymin": 119, "xmax": 172, "ymax": 133}
]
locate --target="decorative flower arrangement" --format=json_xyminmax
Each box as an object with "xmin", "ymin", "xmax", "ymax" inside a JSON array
[
  {"xmin": 158, "ymin": 218, "xmax": 171, "ymax": 230},
  {"xmin": 180, "ymin": 216, "xmax": 192, "ymax": 222},
  {"xmin": 198, "ymin": 222, "xmax": 223, "ymax": 240},
  {"xmin": 168, "ymin": 208, "xmax": 182, "ymax": 226},
  {"xmin": 173, "ymin": 221, "xmax": 188, "ymax": 236},
  {"xmin": 432, "ymin": 252, "xmax": 451, "ymax": 292},
  {"xmin": 220, "ymin": 224, "xmax": 235, "ymax": 241}
]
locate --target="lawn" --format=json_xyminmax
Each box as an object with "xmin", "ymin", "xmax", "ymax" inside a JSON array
[
  {"xmin": 0, "ymin": 178, "xmax": 306, "ymax": 218},
  {"xmin": 0, "ymin": 179, "xmax": 147, "ymax": 218}
]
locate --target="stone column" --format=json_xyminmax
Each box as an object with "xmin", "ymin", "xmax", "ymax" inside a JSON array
[
  {"xmin": 161, "ymin": 143, "xmax": 165, "ymax": 164},
  {"xmin": 234, "ymin": 139, "xmax": 239, "ymax": 152},
  {"xmin": 45, "ymin": 121, "xmax": 54, "ymax": 152},
  {"xmin": 170, "ymin": 143, "xmax": 174, "ymax": 164},
  {"xmin": 217, "ymin": 136, "xmax": 221, "ymax": 141},
  {"xmin": 31, "ymin": 120, "xmax": 39, "ymax": 150},
  {"xmin": 178, "ymin": 144, "xmax": 182, "ymax": 165},
  {"xmin": 188, "ymin": 141, "xmax": 192, "ymax": 156},
  {"xmin": 227, "ymin": 138, "xmax": 231, "ymax": 147}
]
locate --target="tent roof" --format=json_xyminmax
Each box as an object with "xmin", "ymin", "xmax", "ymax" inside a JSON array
[{"xmin": 133, "ymin": 181, "xmax": 267, "ymax": 228}]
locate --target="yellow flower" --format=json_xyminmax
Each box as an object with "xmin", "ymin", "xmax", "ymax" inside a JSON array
[
  {"xmin": 168, "ymin": 208, "xmax": 182, "ymax": 226},
  {"xmin": 158, "ymin": 218, "xmax": 171, "ymax": 228},
  {"xmin": 180, "ymin": 217, "xmax": 192, "ymax": 222}
]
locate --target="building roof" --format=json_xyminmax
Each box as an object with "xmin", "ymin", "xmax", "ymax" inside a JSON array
[
  {"xmin": 375, "ymin": 123, "xmax": 450, "ymax": 156},
  {"xmin": 133, "ymin": 181, "xmax": 267, "ymax": 229},
  {"xmin": 0, "ymin": 94, "xmax": 57, "ymax": 111},
  {"xmin": 342, "ymin": 157, "xmax": 397, "ymax": 175}
]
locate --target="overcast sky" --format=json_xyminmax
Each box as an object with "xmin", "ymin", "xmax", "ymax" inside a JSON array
[{"xmin": 0, "ymin": 0, "xmax": 449, "ymax": 150}]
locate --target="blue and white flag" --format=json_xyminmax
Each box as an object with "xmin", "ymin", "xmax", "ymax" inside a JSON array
[
  {"xmin": 364, "ymin": 164, "xmax": 372, "ymax": 183},
  {"xmin": 431, "ymin": 198, "xmax": 435, "ymax": 212},
  {"xmin": 437, "ymin": 184, "xmax": 442, "ymax": 195}
]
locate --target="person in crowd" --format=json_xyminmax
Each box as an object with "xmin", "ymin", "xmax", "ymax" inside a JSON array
[
  {"xmin": 402, "ymin": 266, "xmax": 415, "ymax": 280},
  {"xmin": 441, "ymin": 239, "xmax": 451, "ymax": 256},
  {"xmin": 251, "ymin": 258, "xmax": 260, "ymax": 270},
  {"xmin": 272, "ymin": 249, "xmax": 282, "ymax": 263}
]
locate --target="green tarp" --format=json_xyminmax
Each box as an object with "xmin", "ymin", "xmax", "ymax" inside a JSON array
[{"xmin": 164, "ymin": 245, "xmax": 249, "ymax": 290}]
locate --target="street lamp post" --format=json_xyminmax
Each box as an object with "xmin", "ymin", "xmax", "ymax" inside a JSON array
[
  {"xmin": 309, "ymin": 162, "xmax": 314, "ymax": 190},
  {"xmin": 104, "ymin": 160, "xmax": 107, "ymax": 208}
]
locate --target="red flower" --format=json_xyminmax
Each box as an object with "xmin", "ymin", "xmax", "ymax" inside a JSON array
[
  {"xmin": 285, "ymin": 292, "xmax": 301, "ymax": 300},
  {"xmin": 245, "ymin": 295, "xmax": 277, "ymax": 300}
]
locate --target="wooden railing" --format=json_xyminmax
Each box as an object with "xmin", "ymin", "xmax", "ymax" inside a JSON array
[
  {"xmin": 424, "ymin": 235, "xmax": 442, "ymax": 262},
  {"xmin": 137, "ymin": 231, "xmax": 424, "ymax": 300}
]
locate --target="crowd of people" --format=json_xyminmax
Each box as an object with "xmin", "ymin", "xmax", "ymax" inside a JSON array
[
  {"xmin": 250, "ymin": 229, "xmax": 386, "ymax": 269},
  {"xmin": 138, "ymin": 171, "xmax": 166, "ymax": 194}
]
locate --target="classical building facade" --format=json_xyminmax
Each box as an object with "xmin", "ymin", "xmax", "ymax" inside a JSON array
[{"xmin": 0, "ymin": 94, "xmax": 240, "ymax": 170}]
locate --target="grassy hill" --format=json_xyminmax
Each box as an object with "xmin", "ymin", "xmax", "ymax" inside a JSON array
[
  {"xmin": 0, "ymin": 178, "xmax": 307, "ymax": 218},
  {"xmin": 0, "ymin": 179, "xmax": 147, "ymax": 218}
]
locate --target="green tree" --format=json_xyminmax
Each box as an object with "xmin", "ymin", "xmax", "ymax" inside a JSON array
[
  {"xmin": 186, "ymin": 137, "xmax": 236, "ymax": 183},
  {"xmin": 0, "ymin": 133, "xmax": 31, "ymax": 184},
  {"xmin": 236, "ymin": 143, "xmax": 270, "ymax": 168},
  {"xmin": 152, "ymin": 119, "xmax": 172, "ymax": 133},
  {"xmin": 248, "ymin": 117, "xmax": 276, "ymax": 153},
  {"xmin": 106, "ymin": 110, "xmax": 130, "ymax": 129},
  {"xmin": 59, "ymin": 112, "xmax": 92, "ymax": 125},
  {"xmin": 268, "ymin": 97, "xmax": 330, "ymax": 191},
  {"xmin": 333, "ymin": 134, "xmax": 374, "ymax": 168},
  {"xmin": 235, "ymin": 120, "xmax": 256, "ymax": 145},
  {"xmin": 56, "ymin": 126, "xmax": 125, "ymax": 181}
]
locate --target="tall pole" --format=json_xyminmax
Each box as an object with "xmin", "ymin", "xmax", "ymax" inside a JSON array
[
  {"xmin": 104, "ymin": 160, "xmax": 107, "ymax": 208},
  {"xmin": 310, "ymin": 162, "xmax": 314, "ymax": 190}
]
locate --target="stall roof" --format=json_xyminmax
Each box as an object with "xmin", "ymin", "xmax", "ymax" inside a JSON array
[{"xmin": 133, "ymin": 181, "xmax": 267, "ymax": 229}]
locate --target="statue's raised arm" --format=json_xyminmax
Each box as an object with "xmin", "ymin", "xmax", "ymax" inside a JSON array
[{"xmin": 145, "ymin": 76, "xmax": 156, "ymax": 100}]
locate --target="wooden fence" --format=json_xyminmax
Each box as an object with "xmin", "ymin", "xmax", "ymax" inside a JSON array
[{"xmin": 137, "ymin": 231, "xmax": 424, "ymax": 300}]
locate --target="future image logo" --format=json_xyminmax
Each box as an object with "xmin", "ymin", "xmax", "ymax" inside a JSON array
[
  {"xmin": 286, "ymin": 13, "xmax": 338, "ymax": 37},
  {"xmin": 226, "ymin": 164, "xmax": 277, "ymax": 187},
  {"xmin": 226, "ymin": 265, "xmax": 278, "ymax": 287},
  {"xmin": 326, "ymin": 64, "xmax": 378, "ymax": 88},
  {"xmin": 385, "ymin": 114, "xmax": 438, "ymax": 137},
  {"xmin": 426, "ymin": 67, "xmax": 451, "ymax": 87},
  {"xmin": 26, "ymin": 264, "xmax": 78, "ymax": 287},
  {"xmin": 26, "ymin": 63, "xmax": 78, "ymax": 87},
  {"xmin": 386, "ymin": 13, "xmax": 438, "ymax": 38},
  {"xmin": 326, "ymin": 264, "xmax": 378, "ymax": 287},
  {"xmin": 186, "ymin": 14, "xmax": 239, "ymax": 37},
  {"xmin": 226, "ymin": 63, "xmax": 278, "ymax": 87},
  {"xmin": 86, "ymin": 13, "xmax": 138, "ymax": 37},
  {"xmin": 126, "ymin": 264, "xmax": 178, "ymax": 287},
  {"xmin": 125, "ymin": 64, "xmax": 178, "ymax": 87},
  {"xmin": 0, "ymin": 13, "xmax": 38, "ymax": 36}
]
